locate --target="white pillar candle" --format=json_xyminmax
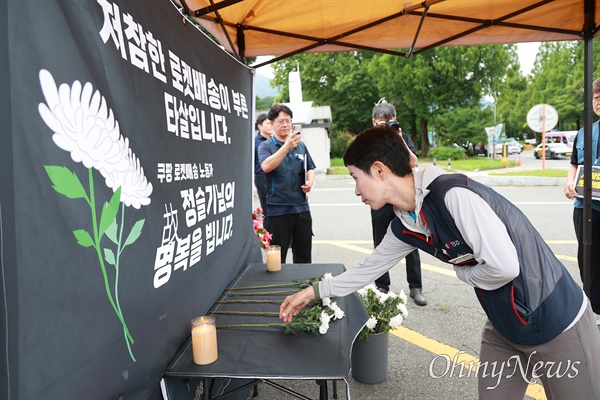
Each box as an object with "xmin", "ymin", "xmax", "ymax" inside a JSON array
[
  {"xmin": 191, "ymin": 316, "xmax": 218, "ymax": 365},
  {"xmin": 266, "ymin": 245, "xmax": 281, "ymax": 272}
]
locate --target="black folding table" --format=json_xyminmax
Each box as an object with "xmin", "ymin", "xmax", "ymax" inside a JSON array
[{"xmin": 163, "ymin": 263, "xmax": 368, "ymax": 400}]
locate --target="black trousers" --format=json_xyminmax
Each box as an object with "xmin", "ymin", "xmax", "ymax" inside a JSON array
[
  {"xmin": 254, "ymin": 174, "xmax": 268, "ymax": 217},
  {"xmin": 371, "ymin": 204, "xmax": 422, "ymax": 290},
  {"xmin": 573, "ymin": 207, "xmax": 600, "ymax": 314},
  {"xmin": 267, "ymin": 212, "xmax": 312, "ymax": 263}
]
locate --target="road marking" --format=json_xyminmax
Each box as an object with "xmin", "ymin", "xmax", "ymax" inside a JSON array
[
  {"xmin": 391, "ymin": 326, "xmax": 547, "ymax": 399},
  {"xmin": 313, "ymin": 240, "xmax": 577, "ymax": 270}
]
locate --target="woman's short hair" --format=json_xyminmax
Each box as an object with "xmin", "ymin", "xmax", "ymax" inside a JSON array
[{"xmin": 343, "ymin": 127, "xmax": 413, "ymax": 177}]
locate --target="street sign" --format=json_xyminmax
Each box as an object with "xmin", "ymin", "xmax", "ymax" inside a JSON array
[{"xmin": 527, "ymin": 104, "xmax": 559, "ymax": 132}]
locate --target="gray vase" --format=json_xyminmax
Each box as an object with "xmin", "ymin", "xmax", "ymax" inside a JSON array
[{"xmin": 351, "ymin": 331, "xmax": 390, "ymax": 384}]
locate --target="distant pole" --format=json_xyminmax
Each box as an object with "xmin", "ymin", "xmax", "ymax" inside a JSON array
[{"xmin": 542, "ymin": 104, "xmax": 546, "ymax": 170}]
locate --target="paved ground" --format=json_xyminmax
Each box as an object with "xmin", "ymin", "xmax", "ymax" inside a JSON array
[{"xmin": 238, "ymin": 151, "xmax": 588, "ymax": 400}]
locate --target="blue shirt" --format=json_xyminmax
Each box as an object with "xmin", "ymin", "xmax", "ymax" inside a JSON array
[
  {"xmin": 254, "ymin": 133, "xmax": 268, "ymax": 175},
  {"xmin": 571, "ymin": 121, "xmax": 600, "ymax": 211},
  {"xmin": 258, "ymin": 136, "xmax": 317, "ymax": 217}
]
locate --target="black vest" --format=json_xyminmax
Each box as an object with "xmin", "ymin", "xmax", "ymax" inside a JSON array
[{"xmin": 392, "ymin": 173, "xmax": 583, "ymax": 345}]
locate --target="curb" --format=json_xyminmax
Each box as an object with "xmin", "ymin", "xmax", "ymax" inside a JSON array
[{"xmin": 316, "ymin": 172, "xmax": 566, "ymax": 187}]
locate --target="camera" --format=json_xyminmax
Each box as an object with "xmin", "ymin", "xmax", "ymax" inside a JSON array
[{"xmin": 385, "ymin": 119, "xmax": 400, "ymax": 132}]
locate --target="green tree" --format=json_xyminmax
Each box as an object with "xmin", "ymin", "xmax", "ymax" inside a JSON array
[
  {"xmin": 368, "ymin": 44, "xmax": 512, "ymax": 155},
  {"xmin": 271, "ymin": 52, "xmax": 379, "ymax": 134},
  {"xmin": 434, "ymin": 102, "xmax": 493, "ymax": 147},
  {"xmin": 495, "ymin": 47, "xmax": 529, "ymax": 139},
  {"xmin": 255, "ymin": 96, "xmax": 275, "ymax": 111},
  {"xmin": 527, "ymin": 41, "xmax": 581, "ymax": 131}
]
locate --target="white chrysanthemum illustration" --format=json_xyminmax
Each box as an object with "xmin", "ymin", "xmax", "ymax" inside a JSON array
[
  {"xmin": 38, "ymin": 69, "xmax": 152, "ymax": 208},
  {"xmin": 38, "ymin": 69, "xmax": 153, "ymax": 362},
  {"xmin": 102, "ymin": 147, "xmax": 153, "ymax": 209}
]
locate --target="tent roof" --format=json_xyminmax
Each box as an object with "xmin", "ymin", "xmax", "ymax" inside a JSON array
[{"xmin": 178, "ymin": 0, "xmax": 600, "ymax": 64}]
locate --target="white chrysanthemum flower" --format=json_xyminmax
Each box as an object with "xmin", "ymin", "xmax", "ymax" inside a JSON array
[
  {"xmin": 399, "ymin": 289, "xmax": 408, "ymax": 304},
  {"xmin": 398, "ymin": 303, "xmax": 409, "ymax": 317},
  {"xmin": 390, "ymin": 314, "xmax": 404, "ymax": 328},
  {"xmin": 38, "ymin": 69, "xmax": 152, "ymax": 209},
  {"xmin": 328, "ymin": 302, "xmax": 345, "ymax": 320},
  {"xmin": 377, "ymin": 292, "xmax": 390, "ymax": 303},
  {"xmin": 322, "ymin": 297, "xmax": 331, "ymax": 307},
  {"xmin": 319, "ymin": 321, "xmax": 330, "ymax": 335},
  {"xmin": 321, "ymin": 273, "xmax": 333, "ymax": 280},
  {"xmin": 365, "ymin": 317, "xmax": 377, "ymax": 330},
  {"xmin": 320, "ymin": 310, "xmax": 331, "ymax": 324},
  {"xmin": 387, "ymin": 291, "xmax": 399, "ymax": 299}
]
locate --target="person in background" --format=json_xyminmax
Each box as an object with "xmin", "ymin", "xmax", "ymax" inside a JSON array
[
  {"xmin": 281, "ymin": 126, "xmax": 600, "ymax": 399},
  {"xmin": 564, "ymin": 77, "xmax": 600, "ymax": 324},
  {"xmin": 258, "ymin": 104, "xmax": 316, "ymax": 263},
  {"xmin": 370, "ymin": 100, "xmax": 426, "ymax": 306},
  {"xmin": 254, "ymin": 113, "xmax": 272, "ymax": 220}
]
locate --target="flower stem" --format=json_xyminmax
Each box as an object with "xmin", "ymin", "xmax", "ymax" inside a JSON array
[
  {"xmin": 215, "ymin": 299, "xmax": 283, "ymax": 304},
  {"xmin": 225, "ymin": 283, "xmax": 297, "ymax": 291},
  {"xmin": 87, "ymin": 169, "xmax": 134, "ymax": 354},
  {"xmin": 114, "ymin": 204, "xmax": 136, "ymax": 362},
  {"xmin": 217, "ymin": 323, "xmax": 286, "ymax": 329},
  {"xmin": 225, "ymin": 289, "xmax": 299, "ymax": 296},
  {"xmin": 210, "ymin": 311, "xmax": 279, "ymax": 316}
]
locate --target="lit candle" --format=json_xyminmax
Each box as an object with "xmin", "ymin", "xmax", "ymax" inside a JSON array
[
  {"xmin": 266, "ymin": 245, "xmax": 281, "ymax": 272},
  {"xmin": 191, "ymin": 316, "xmax": 218, "ymax": 365}
]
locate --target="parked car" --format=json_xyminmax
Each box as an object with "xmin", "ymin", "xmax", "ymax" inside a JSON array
[
  {"xmin": 494, "ymin": 138, "xmax": 523, "ymax": 155},
  {"xmin": 533, "ymin": 142, "xmax": 573, "ymax": 159}
]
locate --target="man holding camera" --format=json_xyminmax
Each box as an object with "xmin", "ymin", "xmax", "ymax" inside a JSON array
[
  {"xmin": 370, "ymin": 100, "xmax": 426, "ymax": 306},
  {"xmin": 258, "ymin": 104, "xmax": 316, "ymax": 263}
]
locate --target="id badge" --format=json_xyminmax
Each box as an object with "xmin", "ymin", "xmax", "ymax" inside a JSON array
[{"xmin": 448, "ymin": 253, "xmax": 475, "ymax": 264}]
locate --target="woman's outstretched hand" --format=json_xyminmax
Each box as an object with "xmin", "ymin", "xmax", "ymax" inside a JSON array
[{"xmin": 279, "ymin": 287, "xmax": 316, "ymax": 323}]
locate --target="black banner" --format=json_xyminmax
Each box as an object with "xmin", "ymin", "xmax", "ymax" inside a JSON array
[{"xmin": 0, "ymin": 1, "xmax": 259, "ymax": 398}]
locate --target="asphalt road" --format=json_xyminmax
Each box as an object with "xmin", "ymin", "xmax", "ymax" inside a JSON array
[{"xmin": 250, "ymin": 155, "xmax": 579, "ymax": 400}]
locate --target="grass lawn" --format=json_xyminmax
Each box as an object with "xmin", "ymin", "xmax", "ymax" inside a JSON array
[
  {"xmin": 488, "ymin": 169, "xmax": 567, "ymax": 177},
  {"xmin": 328, "ymin": 157, "xmax": 567, "ymax": 177}
]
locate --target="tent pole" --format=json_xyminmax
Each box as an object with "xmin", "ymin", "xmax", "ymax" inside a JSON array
[{"xmin": 582, "ymin": 0, "xmax": 595, "ymax": 296}]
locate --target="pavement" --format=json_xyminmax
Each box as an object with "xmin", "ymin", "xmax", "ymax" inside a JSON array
[
  {"xmin": 319, "ymin": 161, "xmax": 567, "ymax": 187},
  {"xmin": 240, "ymin": 152, "xmax": 573, "ymax": 400}
]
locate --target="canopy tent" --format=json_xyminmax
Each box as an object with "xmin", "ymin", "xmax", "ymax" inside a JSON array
[
  {"xmin": 177, "ymin": 0, "xmax": 599, "ymax": 293},
  {"xmin": 178, "ymin": 0, "xmax": 600, "ymax": 64}
]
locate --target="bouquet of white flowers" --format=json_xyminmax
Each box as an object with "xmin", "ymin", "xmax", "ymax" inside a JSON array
[{"xmin": 356, "ymin": 284, "xmax": 408, "ymax": 343}]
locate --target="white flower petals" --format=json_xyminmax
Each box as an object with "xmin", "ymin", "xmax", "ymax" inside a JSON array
[
  {"xmin": 38, "ymin": 69, "xmax": 152, "ymax": 208},
  {"xmin": 358, "ymin": 284, "xmax": 408, "ymax": 339},
  {"xmin": 366, "ymin": 317, "xmax": 378, "ymax": 330}
]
